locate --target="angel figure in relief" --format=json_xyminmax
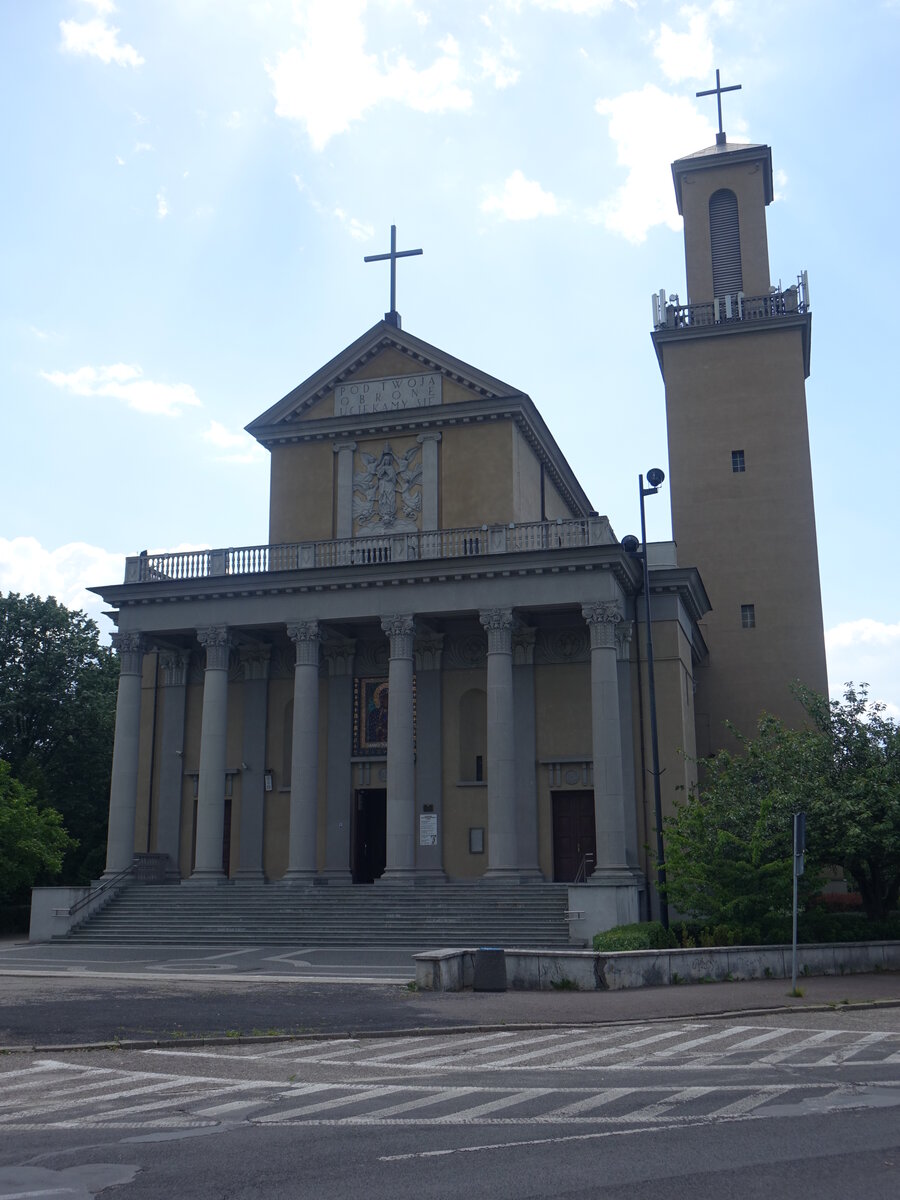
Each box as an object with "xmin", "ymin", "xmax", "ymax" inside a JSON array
[{"xmin": 353, "ymin": 442, "xmax": 422, "ymax": 533}]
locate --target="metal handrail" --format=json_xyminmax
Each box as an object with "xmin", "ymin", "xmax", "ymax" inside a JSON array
[
  {"xmin": 68, "ymin": 863, "xmax": 134, "ymax": 917},
  {"xmin": 573, "ymin": 853, "xmax": 595, "ymax": 884}
]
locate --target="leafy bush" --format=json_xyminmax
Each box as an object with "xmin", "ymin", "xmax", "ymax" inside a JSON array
[{"xmin": 593, "ymin": 921, "xmax": 677, "ymax": 952}]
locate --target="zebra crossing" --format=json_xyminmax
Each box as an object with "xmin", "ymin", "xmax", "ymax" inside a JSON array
[
  {"xmin": 3, "ymin": 1057, "xmax": 899, "ymax": 1133},
  {"xmin": 2, "ymin": 1022, "xmax": 898, "ymax": 1134},
  {"xmin": 145, "ymin": 1018, "xmax": 900, "ymax": 1073}
]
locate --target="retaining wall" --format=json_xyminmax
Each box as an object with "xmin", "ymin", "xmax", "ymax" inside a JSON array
[{"xmin": 413, "ymin": 941, "xmax": 900, "ymax": 992}]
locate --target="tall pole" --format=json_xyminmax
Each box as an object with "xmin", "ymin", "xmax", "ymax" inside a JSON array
[{"xmin": 639, "ymin": 474, "xmax": 669, "ymax": 929}]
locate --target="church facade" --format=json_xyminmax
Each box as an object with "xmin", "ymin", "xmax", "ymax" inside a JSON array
[{"xmin": 90, "ymin": 125, "xmax": 825, "ymax": 930}]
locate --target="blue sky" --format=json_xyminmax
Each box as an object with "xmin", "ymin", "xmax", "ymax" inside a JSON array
[{"xmin": 2, "ymin": 0, "xmax": 898, "ymax": 715}]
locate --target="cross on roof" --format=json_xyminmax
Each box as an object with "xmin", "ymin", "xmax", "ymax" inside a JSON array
[
  {"xmin": 696, "ymin": 68, "xmax": 742, "ymax": 145},
  {"xmin": 364, "ymin": 225, "xmax": 423, "ymax": 329}
]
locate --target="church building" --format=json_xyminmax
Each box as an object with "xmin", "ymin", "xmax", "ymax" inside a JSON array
[{"xmin": 90, "ymin": 100, "xmax": 826, "ymax": 934}]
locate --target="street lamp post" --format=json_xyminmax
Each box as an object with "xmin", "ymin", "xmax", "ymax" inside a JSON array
[{"xmin": 622, "ymin": 468, "xmax": 669, "ymax": 930}]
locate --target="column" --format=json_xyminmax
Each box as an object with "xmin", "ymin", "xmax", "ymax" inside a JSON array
[
  {"xmin": 191, "ymin": 626, "xmax": 232, "ymax": 881},
  {"xmin": 234, "ymin": 644, "xmax": 271, "ymax": 881},
  {"xmin": 414, "ymin": 632, "xmax": 446, "ymax": 880},
  {"xmin": 284, "ymin": 621, "xmax": 321, "ymax": 881},
  {"xmin": 512, "ymin": 626, "xmax": 543, "ymax": 879},
  {"xmin": 416, "ymin": 432, "xmax": 442, "ymax": 531},
  {"xmin": 333, "ymin": 441, "xmax": 357, "ymax": 540},
  {"xmin": 155, "ymin": 648, "xmax": 189, "ymax": 880},
  {"xmin": 582, "ymin": 602, "xmax": 632, "ymax": 872},
  {"xmin": 104, "ymin": 632, "xmax": 145, "ymax": 875},
  {"xmin": 479, "ymin": 608, "xmax": 518, "ymax": 878},
  {"xmin": 380, "ymin": 614, "xmax": 416, "ymax": 881},
  {"xmin": 616, "ymin": 621, "xmax": 641, "ymax": 869},
  {"xmin": 322, "ymin": 636, "xmax": 355, "ymax": 882}
]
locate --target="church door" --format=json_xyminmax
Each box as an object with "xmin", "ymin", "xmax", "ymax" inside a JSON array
[
  {"xmin": 552, "ymin": 791, "xmax": 596, "ymax": 882},
  {"xmin": 353, "ymin": 789, "xmax": 386, "ymax": 883}
]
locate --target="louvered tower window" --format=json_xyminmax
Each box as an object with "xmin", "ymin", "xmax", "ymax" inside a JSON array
[{"xmin": 709, "ymin": 188, "xmax": 742, "ymax": 299}]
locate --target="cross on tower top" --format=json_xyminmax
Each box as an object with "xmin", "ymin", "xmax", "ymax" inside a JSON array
[
  {"xmin": 364, "ymin": 225, "xmax": 423, "ymax": 330},
  {"xmin": 696, "ymin": 68, "xmax": 742, "ymax": 146}
]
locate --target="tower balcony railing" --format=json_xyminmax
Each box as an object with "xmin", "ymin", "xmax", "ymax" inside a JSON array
[
  {"xmin": 123, "ymin": 515, "xmax": 615, "ymax": 584},
  {"xmin": 651, "ymin": 271, "xmax": 809, "ymax": 331}
]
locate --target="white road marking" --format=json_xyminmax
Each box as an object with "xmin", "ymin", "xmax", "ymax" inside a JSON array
[
  {"xmin": 621, "ymin": 1086, "xmax": 716, "ymax": 1121},
  {"xmin": 257, "ymin": 1084, "xmax": 408, "ymax": 1122},
  {"xmin": 756, "ymin": 1029, "xmax": 844, "ymax": 1063},
  {"xmin": 439, "ymin": 1088, "xmax": 553, "ymax": 1121},
  {"xmin": 356, "ymin": 1086, "xmax": 481, "ymax": 1120},
  {"xmin": 552, "ymin": 1026, "xmax": 699, "ymax": 1066},
  {"xmin": 544, "ymin": 1087, "xmax": 638, "ymax": 1118},
  {"xmin": 410, "ymin": 1031, "xmax": 570, "ymax": 1068},
  {"xmin": 810, "ymin": 1031, "xmax": 890, "ymax": 1065},
  {"xmin": 650, "ymin": 1026, "xmax": 756, "ymax": 1058}
]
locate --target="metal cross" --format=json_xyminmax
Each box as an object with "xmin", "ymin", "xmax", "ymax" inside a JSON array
[
  {"xmin": 696, "ymin": 68, "xmax": 741, "ymax": 139},
  {"xmin": 364, "ymin": 225, "xmax": 423, "ymax": 328}
]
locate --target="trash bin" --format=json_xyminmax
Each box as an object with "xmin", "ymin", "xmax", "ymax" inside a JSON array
[{"xmin": 473, "ymin": 947, "xmax": 506, "ymax": 992}]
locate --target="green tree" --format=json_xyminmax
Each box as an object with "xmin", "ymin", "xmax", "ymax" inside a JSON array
[
  {"xmin": 663, "ymin": 685, "xmax": 900, "ymax": 933},
  {"xmin": 0, "ymin": 760, "xmax": 73, "ymax": 900},
  {"xmin": 798, "ymin": 684, "xmax": 900, "ymax": 920},
  {"xmin": 0, "ymin": 593, "xmax": 118, "ymax": 883},
  {"xmin": 662, "ymin": 714, "xmax": 823, "ymax": 941}
]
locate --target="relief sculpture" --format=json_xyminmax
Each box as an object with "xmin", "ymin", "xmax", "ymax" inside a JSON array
[{"xmin": 353, "ymin": 442, "xmax": 422, "ymax": 533}]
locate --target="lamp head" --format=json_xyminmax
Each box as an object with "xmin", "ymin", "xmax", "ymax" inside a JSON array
[
  {"xmin": 621, "ymin": 534, "xmax": 640, "ymax": 554},
  {"xmin": 646, "ymin": 467, "xmax": 665, "ymax": 489}
]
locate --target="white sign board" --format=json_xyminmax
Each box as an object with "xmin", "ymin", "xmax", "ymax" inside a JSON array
[
  {"xmin": 334, "ymin": 373, "xmax": 442, "ymax": 416},
  {"xmin": 419, "ymin": 812, "xmax": 438, "ymax": 847}
]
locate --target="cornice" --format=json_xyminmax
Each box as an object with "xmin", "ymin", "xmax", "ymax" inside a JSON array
[{"xmin": 651, "ymin": 310, "xmax": 811, "ymax": 380}]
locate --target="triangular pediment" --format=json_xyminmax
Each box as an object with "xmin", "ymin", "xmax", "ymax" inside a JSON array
[{"xmin": 246, "ymin": 321, "xmax": 525, "ymax": 442}]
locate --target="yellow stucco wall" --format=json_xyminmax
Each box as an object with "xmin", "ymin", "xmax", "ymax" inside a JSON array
[
  {"xmin": 441, "ymin": 668, "xmax": 489, "ymax": 877},
  {"xmin": 440, "ymin": 421, "xmax": 515, "ymax": 528},
  {"xmin": 268, "ymin": 441, "xmax": 335, "ymax": 545},
  {"xmin": 680, "ymin": 156, "xmax": 771, "ymax": 301}
]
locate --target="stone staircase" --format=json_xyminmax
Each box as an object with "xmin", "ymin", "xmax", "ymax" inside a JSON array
[{"xmin": 62, "ymin": 881, "xmax": 575, "ymax": 948}]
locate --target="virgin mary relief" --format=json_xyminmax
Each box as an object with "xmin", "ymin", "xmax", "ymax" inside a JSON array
[{"xmin": 353, "ymin": 442, "xmax": 422, "ymax": 534}]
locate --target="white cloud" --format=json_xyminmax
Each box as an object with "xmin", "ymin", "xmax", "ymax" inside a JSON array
[
  {"xmin": 224, "ymin": 111, "xmax": 244, "ymax": 129},
  {"xmin": 134, "ymin": 141, "xmax": 152, "ymax": 153},
  {"xmin": 115, "ymin": 154, "xmax": 125, "ymax": 166},
  {"xmin": 266, "ymin": 0, "xmax": 471, "ymax": 150},
  {"xmin": 203, "ymin": 420, "xmax": 266, "ymax": 465},
  {"xmin": 59, "ymin": 13, "xmax": 144, "ymax": 68},
  {"xmin": 0, "ymin": 537, "xmax": 126, "ymax": 634},
  {"xmin": 481, "ymin": 169, "xmax": 560, "ymax": 220},
  {"xmin": 825, "ymin": 619, "xmax": 900, "ymax": 720},
  {"xmin": 593, "ymin": 84, "xmax": 715, "ymax": 242},
  {"xmin": 653, "ymin": 9, "xmax": 714, "ymax": 83},
  {"xmin": 477, "ymin": 41, "xmax": 520, "ymax": 89},
  {"xmin": 333, "ymin": 208, "xmax": 374, "ymax": 240},
  {"xmin": 529, "ymin": 0, "xmax": 617, "ymax": 12},
  {"xmin": 40, "ymin": 364, "xmax": 202, "ymax": 417},
  {"xmin": 81, "ymin": 0, "xmax": 117, "ymax": 13},
  {"xmin": 156, "ymin": 190, "xmax": 169, "ymax": 219}
]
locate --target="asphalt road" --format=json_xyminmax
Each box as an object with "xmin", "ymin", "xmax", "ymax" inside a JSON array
[{"xmin": 2, "ymin": 1010, "xmax": 899, "ymax": 1199}]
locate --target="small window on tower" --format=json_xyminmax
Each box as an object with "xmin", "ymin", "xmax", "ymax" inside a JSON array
[
  {"xmin": 732, "ymin": 450, "xmax": 745, "ymax": 473},
  {"xmin": 741, "ymin": 604, "xmax": 756, "ymax": 629}
]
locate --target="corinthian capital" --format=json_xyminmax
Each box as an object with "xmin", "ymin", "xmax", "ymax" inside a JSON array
[
  {"xmin": 112, "ymin": 631, "xmax": 144, "ymax": 675},
  {"xmin": 197, "ymin": 625, "xmax": 232, "ymax": 671},
  {"xmin": 581, "ymin": 601, "xmax": 622, "ymax": 651},
  {"xmin": 382, "ymin": 614, "xmax": 416, "ymax": 659},
  {"xmin": 479, "ymin": 607, "xmax": 514, "ymax": 654},
  {"xmin": 287, "ymin": 621, "xmax": 321, "ymax": 668}
]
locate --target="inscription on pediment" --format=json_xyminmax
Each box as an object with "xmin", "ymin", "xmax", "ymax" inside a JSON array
[{"xmin": 334, "ymin": 372, "xmax": 442, "ymax": 416}]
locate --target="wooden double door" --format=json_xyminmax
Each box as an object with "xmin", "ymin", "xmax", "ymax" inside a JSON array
[
  {"xmin": 353, "ymin": 789, "xmax": 386, "ymax": 883},
  {"xmin": 552, "ymin": 791, "xmax": 596, "ymax": 882}
]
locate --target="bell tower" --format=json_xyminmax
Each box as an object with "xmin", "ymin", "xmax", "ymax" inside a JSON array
[{"xmin": 651, "ymin": 80, "xmax": 828, "ymax": 753}]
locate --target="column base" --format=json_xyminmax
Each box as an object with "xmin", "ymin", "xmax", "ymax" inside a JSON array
[
  {"xmin": 185, "ymin": 871, "xmax": 229, "ymax": 884},
  {"xmin": 232, "ymin": 870, "xmax": 267, "ymax": 883},
  {"xmin": 409, "ymin": 869, "xmax": 447, "ymax": 884},
  {"xmin": 315, "ymin": 871, "xmax": 353, "ymax": 885},
  {"xmin": 279, "ymin": 871, "xmax": 318, "ymax": 884}
]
